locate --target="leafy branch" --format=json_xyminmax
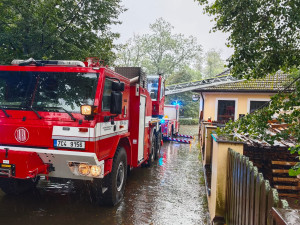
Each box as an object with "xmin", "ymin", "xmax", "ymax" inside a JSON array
[
  {"xmin": 217, "ymin": 71, "xmax": 300, "ymax": 175},
  {"xmin": 196, "ymin": 0, "xmax": 300, "ymax": 175}
]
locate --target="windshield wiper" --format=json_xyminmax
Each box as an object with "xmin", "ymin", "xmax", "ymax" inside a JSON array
[
  {"xmin": 27, "ymin": 106, "xmax": 43, "ymax": 119},
  {"xmin": 58, "ymin": 107, "xmax": 76, "ymax": 121},
  {"xmin": 0, "ymin": 106, "xmax": 11, "ymax": 118}
]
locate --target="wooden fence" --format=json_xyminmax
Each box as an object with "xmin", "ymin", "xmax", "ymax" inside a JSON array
[{"xmin": 226, "ymin": 148, "xmax": 290, "ymax": 225}]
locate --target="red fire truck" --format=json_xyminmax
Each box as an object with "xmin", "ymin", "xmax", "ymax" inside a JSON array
[
  {"xmin": 146, "ymin": 75, "xmax": 182, "ymax": 141},
  {"xmin": 0, "ymin": 58, "xmax": 162, "ymax": 206},
  {"xmin": 161, "ymin": 104, "xmax": 180, "ymax": 137}
]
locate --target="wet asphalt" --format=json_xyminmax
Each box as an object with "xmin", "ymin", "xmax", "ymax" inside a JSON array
[{"xmin": 0, "ymin": 125, "xmax": 209, "ymax": 225}]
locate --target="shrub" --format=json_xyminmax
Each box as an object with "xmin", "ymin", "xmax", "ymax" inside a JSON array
[{"xmin": 179, "ymin": 119, "xmax": 199, "ymax": 125}]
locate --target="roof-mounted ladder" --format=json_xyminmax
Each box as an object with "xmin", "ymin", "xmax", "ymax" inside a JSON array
[{"xmin": 165, "ymin": 74, "xmax": 245, "ymax": 95}]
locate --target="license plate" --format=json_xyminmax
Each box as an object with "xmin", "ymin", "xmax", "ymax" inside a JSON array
[{"xmin": 54, "ymin": 140, "xmax": 85, "ymax": 149}]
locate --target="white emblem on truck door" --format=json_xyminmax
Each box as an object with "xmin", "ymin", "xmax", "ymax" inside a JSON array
[{"xmin": 15, "ymin": 127, "xmax": 29, "ymax": 143}]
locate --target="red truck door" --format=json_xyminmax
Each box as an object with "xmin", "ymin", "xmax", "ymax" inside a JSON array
[{"xmin": 138, "ymin": 95, "xmax": 146, "ymax": 161}]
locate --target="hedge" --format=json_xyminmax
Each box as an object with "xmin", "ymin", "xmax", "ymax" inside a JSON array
[{"xmin": 179, "ymin": 119, "xmax": 199, "ymax": 125}]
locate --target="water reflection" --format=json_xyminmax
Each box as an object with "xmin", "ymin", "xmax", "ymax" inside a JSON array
[{"xmin": 0, "ymin": 125, "xmax": 208, "ymax": 225}]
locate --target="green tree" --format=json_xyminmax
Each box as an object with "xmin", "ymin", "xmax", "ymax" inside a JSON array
[
  {"xmin": 115, "ymin": 34, "xmax": 144, "ymax": 67},
  {"xmin": 193, "ymin": 54, "xmax": 204, "ymax": 75},
  {"xmin": 196, "ymin": 0, "xmax": 300, "ymax": 79},
  {"xmin": 115, "ymin": 18, "xmax": 202, "ymax": 77},
  {"xmin": 196, "ymin": 0, "xmax": 300, "ymax": 174},
  {"xmin": 166, "ymin": 68, "xmax": 200, "ymax": 119},
  {"xmin": 115, "ymin": 18, "xmax": 203, "ymax": 119},
  {"xmin": 203, "ymin": 49, "xmax": 225, "ymax": 78},
  {"xmin": 0, "ymin": 0, "xmax": 124, "ymax": 64}
]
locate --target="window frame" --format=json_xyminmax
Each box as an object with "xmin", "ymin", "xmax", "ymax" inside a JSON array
[
  {"xmin": 101, "ymin": 78, "xmax": 113, "ymax": 112},
  {"xmin": 215, "ymin": 98, "xmax": 238, "ymax": 121},
  {"xmin": 0, "ymin": 70, "xmax": 99, "ymax": 113},
  {"xmin": 147, "ymin": 77, "xmax": 159, "ymax": 101},
  {"xmin": 247, "ymin": 98, "xmax": 270, "ymax": 114}
]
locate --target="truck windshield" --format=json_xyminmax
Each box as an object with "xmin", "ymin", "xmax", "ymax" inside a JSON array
[
  {"xmin": 147, "ymin": 77, "xmax": 159, "ymax": 100},
  {"xmin": 0, "ymin": 71, "xmax": 98, "ymax": 113}
]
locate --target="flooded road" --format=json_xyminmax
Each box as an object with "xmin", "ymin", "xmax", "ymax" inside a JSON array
[{"xmin": 0, "ymin": 125, "xmax": 208, "ymax": 225}]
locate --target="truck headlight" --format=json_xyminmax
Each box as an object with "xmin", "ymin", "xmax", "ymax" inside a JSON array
[
  {"xmin": 90, "ymin": 165, "xmax": 101, "ymax": 177},
  {"xmin": 81, "ymin": 105, "xmax": 93, "ymax": 116},
  {"xmin": 78, "ymin": 163, "xmax": 90, "ymax": 175},
  {"xmin": 68, "ymin": 162, "xmax": 103, "ymax": 178}
]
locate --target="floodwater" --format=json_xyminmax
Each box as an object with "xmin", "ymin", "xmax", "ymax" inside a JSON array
[{"xmin": 0, "ymin": 125, "xmax": 209, "ymax": 225}]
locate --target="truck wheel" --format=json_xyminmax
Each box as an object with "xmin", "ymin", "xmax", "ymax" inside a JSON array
[
  {"xmin": 146, "ymin": 134, "xmax": 155, "ymax": 167},
  {"xmin": 103, "ymin": 146, "xmax": 127, "ymax": 206},
  {"xmin": 0, "ymin": 178, "xmax": 38, "ymax": 195},
  {"xmin": 154, "ymin": 131, "xmax": 162, "ymax": 160},
  {"xmin": 171, "ymin": 126, "xmax": 174, "ymax": 137}
]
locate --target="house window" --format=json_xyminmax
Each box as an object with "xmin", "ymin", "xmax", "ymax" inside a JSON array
[
  {"xmin": 249, "ymin": 101, "xmax": 269, "ymax": 113},
  {"xmin": 217, "ymin": 100, "xmax": 235, "ymax": 123}
]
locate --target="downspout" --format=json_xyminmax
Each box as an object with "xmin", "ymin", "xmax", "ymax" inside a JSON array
[
  {"xmin": 198, "ymin": 91, "xmax": 204, "ymax": 139},
  {"xmin": 200, "ymin": 92, "xmax": 204, "ymax": 122}
]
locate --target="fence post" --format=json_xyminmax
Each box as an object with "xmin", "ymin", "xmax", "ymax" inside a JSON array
[
  {"xmin": 241, "ymin": 157, "xmax": 249, "ymax": 225},
  {"xmin": 254, "ymin": 173, "xmax": 264, "ymax": 225},
  {"xmin": 231, "ymin": 150, "xmax": 238, "ymax": 224},
  {"xmin": 249, "ymin": 167, "xmax": 258, "ymax": 225},
  {"xmin": 267, "ymin": 188, "xmax": 279, "ymax": 225},
  {"xmin": 245, "ymin": 160, "xmax": 253, "ymax": 225},
  {"xmin": 238, "ymin": 155, "xmax": 243, "ymax": 225},
  {"xmin": 259, "ymin": 180, "xmax": 271, "ymax": 225},
  {"xmin": 234, "ymin": 154, "xmax": 240, "ymax": 224}
]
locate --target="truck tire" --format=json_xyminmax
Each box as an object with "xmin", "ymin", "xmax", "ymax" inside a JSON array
[
  {"xmin": 171, "ymin": 125, "xmax": 174, "ymax": 137},
  {"xmin": 154, "ymin": 130, "xmax": 162, "ymax": 160},
  {"xmin": 145, "ymin": 134, "xmax": 155, "ymax": 167},
  {"xmin": 103, "ymin": 146, "xmax": 127, "ymax": 206},
  {"xmin": 0, "ymin": 178, "xmax": 38, "ymax": 195}
]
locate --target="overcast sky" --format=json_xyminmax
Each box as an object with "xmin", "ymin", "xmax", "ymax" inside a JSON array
[{"xmin": 112, "ymin": 0, "xmax": 234, "ymax": 60}]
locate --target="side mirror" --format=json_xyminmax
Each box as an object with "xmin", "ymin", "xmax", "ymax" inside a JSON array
[
  {"xmin": 112, "ymin": 81, "xmax": 124, "ymax": 92},
  {"xmin": 110, "ymin": 91, "xmax": 122, "ymax": 114}
]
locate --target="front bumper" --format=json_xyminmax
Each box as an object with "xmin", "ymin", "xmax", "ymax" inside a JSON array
[{"xmin": 0, "ymin": 146, "xmax": 104, "ymax": 180}]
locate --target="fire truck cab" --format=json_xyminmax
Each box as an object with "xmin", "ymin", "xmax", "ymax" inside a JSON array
[
  {"xmin": 0, "ymin": 58, "xmax": 162, "ymax": 206},
  {"xmin": 146, "ymin": 75, "xmax": 165, "ymax": 117}
]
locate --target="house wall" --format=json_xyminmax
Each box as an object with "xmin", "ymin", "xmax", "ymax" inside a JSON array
[
  {"xmin": 202, "ymin": 92, "xmax": 274, "ymax": 121},
  {"xmin": 208, "ymin": 133, "xmax": 244, "ymax": 222}
]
